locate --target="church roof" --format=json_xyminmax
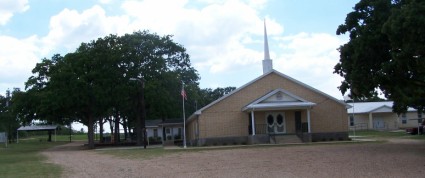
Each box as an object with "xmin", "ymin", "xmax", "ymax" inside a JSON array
[{"xmin": 188, "ymin": 70, "xmax": 348, "ymax": 122}]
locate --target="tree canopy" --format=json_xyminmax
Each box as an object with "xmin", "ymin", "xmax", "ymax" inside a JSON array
[
  {"xmin": 18, "ymin": 31, "xmax": 199, "ymax": 148},
  {"xmin": 334, "ymin": 0, "xmax": 425, "ymax": 113},
  {"xmin": 196, "ymin": 87, "xmax": 236, "ymax": 108},
  {"xmin": 0, "ymin": 89, "xmax": 21, "ymax": 142}
]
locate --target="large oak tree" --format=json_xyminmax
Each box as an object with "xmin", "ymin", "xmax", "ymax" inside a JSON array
[
  {"xmin": 22, "ymin": 31, "xmax": 199, "ymax": 149},
  {"xmin": 334, "ymin": 0, "xmax": 425, "ymax": 113}
]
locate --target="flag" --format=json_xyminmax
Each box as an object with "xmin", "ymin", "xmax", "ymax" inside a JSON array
[{"xmin": 181, "ymin": 86, "xmax": 187, "ymax": 100}]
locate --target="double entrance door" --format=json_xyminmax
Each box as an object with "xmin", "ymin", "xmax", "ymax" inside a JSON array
[{"xmin": 266, "ymin": 112, "xmax": 286, "ymax": 134}]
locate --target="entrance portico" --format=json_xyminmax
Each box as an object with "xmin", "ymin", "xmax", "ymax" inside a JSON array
[{"xmin": 243, "ymin": 89, "xmax": 315, "ymax": 141}]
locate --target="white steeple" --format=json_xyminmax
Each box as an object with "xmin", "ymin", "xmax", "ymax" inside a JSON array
[{"xmin": 262, "ymin": 19, "xmax": 273, "ymax": 74}]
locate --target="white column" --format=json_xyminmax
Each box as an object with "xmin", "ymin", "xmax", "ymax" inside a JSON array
[
  {"xmin": 369, "ymin": 112, "xmax": 373, "ymax": 129},
  {"xmin": 251, "ymin": 110, "xmax": 256, "ymax": 135},
  {"xmin": 307, "ymin": 109, "xmax": 311, "ymax": 133}
]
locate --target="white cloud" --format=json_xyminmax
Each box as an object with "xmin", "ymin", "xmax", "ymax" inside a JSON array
[
  {"xmin": 0, "ymin": 0, "xmax": 347, "ymax": 100},
  {"xmin": 274, "ymin": 32, "xmax": 347, "ymax": 99},
  {"xmin": 0, "ymin": 4, "xmax": 131, "ymax": 93},
  {"xmin": 120, "ymin": 0, "xmax": 283, "ymax": 74},
  {"xmin": 42, "ymin": 5, "xmax": 130, "ymax": 55},
  {"xmin": 0, "ymin": 35, "xmax": 40, "ymax": 91},
  {"xmin": 35, "ymin": 0, "xmax": 283, "ymax": 76},
  {"xmin": 0, "ymin": 0, "xmax": 29, "ymax": 26}
]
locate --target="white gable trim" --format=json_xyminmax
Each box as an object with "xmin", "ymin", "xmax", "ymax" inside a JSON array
[
  {"xmin": 369, "ymin": 105, "xmax": 393, "ymax": 113},
  {"xmin": 242, "ymin": 88, "xmax": 316, "ymax": 111},
  {"xmin": 243, "ymin": 102, "xmax": 316, "ymax": 111},
  {"xmin": 250, "ymin": 88, "xmax": 310, "ymax": 104}
]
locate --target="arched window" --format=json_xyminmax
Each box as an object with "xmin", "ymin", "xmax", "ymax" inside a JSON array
[
  {"xmin": 277, "ymin": 114, "xmax": 283, "ymax": 125},
  {"xmin": 267, "ymin": 115, "xmax": 274, "ymax": 125}
]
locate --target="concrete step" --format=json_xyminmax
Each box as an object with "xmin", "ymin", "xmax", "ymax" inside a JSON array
[{"xmin": 272, "ymin": 135, "xmax": 302, "ymax": 144}]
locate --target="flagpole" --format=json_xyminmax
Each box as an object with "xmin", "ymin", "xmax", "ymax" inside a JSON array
[{"xmin": 182, "ymin": 81, "xmax": 187, "ymax": 148}]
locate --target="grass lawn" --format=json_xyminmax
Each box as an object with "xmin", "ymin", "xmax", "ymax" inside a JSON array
[
  {"xmin": 350, "ymin": 130, "xmax": 425, "ymax": 140},
  {"xmin": 0, "ymin": 140, "xmax": 64, "ymax": 178},
  {"xmin": 0, "ymin": 134, "xmax": 87, "ymax": 178},
  {"xmin": 55, "ymin": 134, "xmax": 88, "ymax": 141}
]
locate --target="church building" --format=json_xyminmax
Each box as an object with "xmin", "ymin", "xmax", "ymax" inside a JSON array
[{"xmin": 186, "ymin": 22, "xmax": 350, "ymax": 146}]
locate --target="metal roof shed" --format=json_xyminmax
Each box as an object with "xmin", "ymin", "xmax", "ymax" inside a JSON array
[{"xmin": 17, "ymin": 125, "xmax": 59, "ymax": 143}]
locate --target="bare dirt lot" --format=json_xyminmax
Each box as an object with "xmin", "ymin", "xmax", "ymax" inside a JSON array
[{"xmin": 42, "ymin": 139, "xmax": 425, "ymax": 178}]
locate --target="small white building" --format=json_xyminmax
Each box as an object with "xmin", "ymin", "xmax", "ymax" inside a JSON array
[
  {"xmin": 347, "ymin": 101, "xmax": 422, "ymax": 130},
  {"xmin": 145, "ymin": 119, "xmax": 183, "ymax": 145}
]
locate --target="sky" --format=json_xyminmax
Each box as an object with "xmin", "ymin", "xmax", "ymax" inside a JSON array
[{"xmin": 0, "ymin": 0, "xmax": 359, "ymax": 131}]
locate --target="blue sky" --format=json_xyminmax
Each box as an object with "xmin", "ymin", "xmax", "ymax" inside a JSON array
[{"xmin": 0, "ymin": 0, "xmax": 359, "ymax": 100}]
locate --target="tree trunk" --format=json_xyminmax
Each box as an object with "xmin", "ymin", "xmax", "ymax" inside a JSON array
[
  {"xmin": 48, "ymin": 130, "xmax": 52, "ymax": 142},
  {"xmin": 69, "ymin": 123, "xmax": 72, "ymax": 142},
  {"xmin": 87, "ymin": 114, "xmax": 95, "ymax": 149},
  {"xmin": 114, "ymin": 110, "xmax": 120, "ymax": 144},
  {"xmin": 123, "ymin": 117, "xmax": 128, "ymax": 141},
  {"xmin": 108, "ymin": 118, "xmax": 114, "ymax": 140},
  {"xmin": 99, "ymin": 118, "xmax": 104, "ymax": 143},
  {"xmin": 8, "ymin": 124, "xmax": 12, "ymax": 143},
  {"xmin": 141, "ymin": 85, "xmax": 147, "ymax": 149}
]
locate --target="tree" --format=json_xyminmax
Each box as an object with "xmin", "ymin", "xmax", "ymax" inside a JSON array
[
  {"xmin": 20, "ymin": 30, "xmax": 199, "ymax": 149},
  {"xmin": 0, "ymin": 89, "xmax": 21, "ymax": 143},
  {"xmin": 0, "ymin": 94, "xmax": 7, "ymax": 132},
  {"xmin": 334, "ymin": 0, "xmax": 425, "ymax": 113},
  {"xmin": 196, "ymin": 87, "xmax": 236, "ymax": 109}
]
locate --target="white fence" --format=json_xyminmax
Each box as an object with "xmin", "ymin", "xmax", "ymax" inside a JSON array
[{"xmin": 0, "ymin": 132, "xmax": 7, "ymax": 147}]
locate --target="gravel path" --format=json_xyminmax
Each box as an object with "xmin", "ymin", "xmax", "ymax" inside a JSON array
[{"xmin": 42, "ymin": 139, "xmax": 425, "ymax": 178}]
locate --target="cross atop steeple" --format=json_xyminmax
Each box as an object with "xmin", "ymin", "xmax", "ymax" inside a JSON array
[{"xmin": 262, "ymin": 19, "xmax": 273, "ymax": 74}]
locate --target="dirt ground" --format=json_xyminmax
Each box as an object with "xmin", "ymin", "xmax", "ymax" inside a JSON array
[{"xmin": 42, "ymin": 139, "xmax": 425, "ymax": 178}]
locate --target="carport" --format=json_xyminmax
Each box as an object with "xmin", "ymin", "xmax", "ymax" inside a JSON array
[{"xmin": 17, "ymin": 125, "xmax": 59, "ymax": 143}]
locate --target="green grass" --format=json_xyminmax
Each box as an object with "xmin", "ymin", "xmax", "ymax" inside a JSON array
[
  {"xmin": 350, "ymin": 130, "xmax": 425, "ymax": 140},
  {"xmin": 54, "ymin": 134, "xmax": 87, "ymax": 141},
  {"xmin": 350, "ymin": 130, "xmax": 406, "ymax": 137},
  {"xmin": 0, "ymin": 139, "xmax": 67, "ymax": 178}
]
